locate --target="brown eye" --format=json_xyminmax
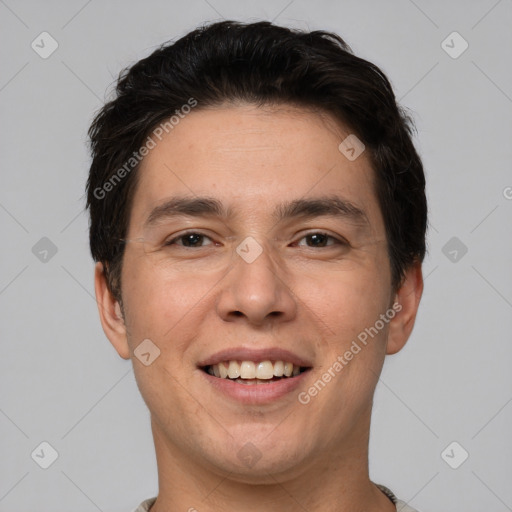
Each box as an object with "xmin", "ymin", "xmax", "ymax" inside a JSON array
[
  {"xmin": 166, "ymin": 233, "xmax": 214, "ymax": 247},
  {"xmin": 306, "ymin": 233, "xmax": 329, "ymax": 247},
  {"xmin": 297, "ymin": 232, "xmax": 343, "ymax": 248}
]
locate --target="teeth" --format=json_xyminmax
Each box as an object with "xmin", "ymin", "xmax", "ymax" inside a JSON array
[
  {"xmin": 208, "ymin": 360, "xmax": 305, "ymax": 380},
  {"xmin": 240, "ymin": 361, "xmax": 255, "ymax": 379},
  {"xmin": 228, "ymin": 360, "xmax": 241, "ymax": 379},
  {"xmin": 256, "ymin": 360, "xmax": 274, "ymax": 380},
  {"xmin": 273, "ymin": 360, "xmax": 284, "ymax": 377},
  {"xmin": 218, "ymin": 361, "xmax": 228, "ymax": 379}
]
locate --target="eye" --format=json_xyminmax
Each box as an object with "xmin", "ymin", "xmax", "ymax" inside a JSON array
[
  {"xmin": 165, "ymin": 232, "xmax": 215, "ymax": 248},
  {"xmin": 295, "ymin": 232, "xmax": 345, "ymax": 248}
]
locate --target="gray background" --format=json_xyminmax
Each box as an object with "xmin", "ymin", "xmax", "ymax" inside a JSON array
[{"xmin": 1, "ymin": 0, "xmax": 511, "ymax": 511}]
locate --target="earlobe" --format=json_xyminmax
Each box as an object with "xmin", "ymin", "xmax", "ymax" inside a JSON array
[
  {"xmin": 386, "ymin": 262, "xmax": 424, "ymax": 355},
  {"xmin": 94, "ymin": 262, "xmax": 131, "ymax": 360}
]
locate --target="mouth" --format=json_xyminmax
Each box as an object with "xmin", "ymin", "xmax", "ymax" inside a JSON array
[
  {"xmin": 197, "ymin": 348, "xmax": 313, "ymax": 403},
  {"xmin": 201, "ymin": 360, "xmax": 311, "ymax": 385}
]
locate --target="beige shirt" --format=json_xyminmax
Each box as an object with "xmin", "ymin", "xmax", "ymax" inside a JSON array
[{"xmin": 132, "ymin": 485, "xmax": 420, "ymax": 511}]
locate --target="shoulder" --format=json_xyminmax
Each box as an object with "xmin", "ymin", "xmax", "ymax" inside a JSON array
[
  {"xmin": 132, "ymin": 497, "xmax": 157, "ymax": 512},
  {"xmin": 376, "ymin": 484, "xmax": 422, "ymax": 512},
  {"xmin": 395, "ymin": 499, "xmax": 422, "ymax": 511}
]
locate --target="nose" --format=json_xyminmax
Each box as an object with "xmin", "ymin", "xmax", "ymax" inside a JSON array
[{"xmin": 216, "ymin": 241, "xmax": 297, "ymax": 327}]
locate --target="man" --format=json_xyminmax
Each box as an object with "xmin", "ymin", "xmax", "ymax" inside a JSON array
[{"xmin": 87, "ymin": 21, "xmax": 426, "ymax": 512}]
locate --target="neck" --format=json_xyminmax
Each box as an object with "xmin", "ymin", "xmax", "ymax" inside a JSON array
[{"xmin": 149, "ymin": 411, "xmax": 394, "ymax": 512}]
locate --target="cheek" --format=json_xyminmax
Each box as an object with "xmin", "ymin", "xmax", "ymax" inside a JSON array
[
  {"xmin": 296, "ymin": 271, "xmax": 391, "ymax": 433},
  {"xmin": 120, "ymin": 258, "xmax": 219, "ymax": 346},
  {"xmin": 297, "ymin": 261, "xmax": 391, "ymax": 346}
]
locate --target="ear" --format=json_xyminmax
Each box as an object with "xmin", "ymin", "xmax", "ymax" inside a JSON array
[
  {"xmin": 386, "ymin": 261, "xmax": 424, "ymax": 355},
  {"xmin": 94, "ymin": 262, "xmax": 130, "ymax": 359}
]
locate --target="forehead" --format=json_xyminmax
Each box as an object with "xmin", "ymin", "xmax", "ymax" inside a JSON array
[{"xmin": 129, "ymin": 104, "xmax": 383, "ymax": 232}]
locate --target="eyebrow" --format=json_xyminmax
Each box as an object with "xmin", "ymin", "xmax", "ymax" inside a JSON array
[
  {"xmin": 274, "ymin": 196, "xmax": 368, "ymax": 226},
  {"xmin": 145, "ymin": 197, "xmax": 225, "ymax": 227},
  {"xmin": 144, "ymin": 195, "xmax": 369, "ymax": 228}
]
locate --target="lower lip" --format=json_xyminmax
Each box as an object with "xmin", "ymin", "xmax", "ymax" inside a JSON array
[{"xmin": 200, "ymin": 370, "xmax": 310, "ymax": 404}]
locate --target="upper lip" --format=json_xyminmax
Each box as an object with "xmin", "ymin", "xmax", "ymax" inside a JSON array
[{"xmin": 197, "ymin": 347, "xmax": 313, "ymax": 368}]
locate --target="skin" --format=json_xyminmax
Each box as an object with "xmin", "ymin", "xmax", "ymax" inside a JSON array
[{"xmin": 95, "ymin": 104, "xmax": 423, "ymax": 512}]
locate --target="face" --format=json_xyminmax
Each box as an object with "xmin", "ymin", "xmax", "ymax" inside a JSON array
[{"xmin": 96, "ymin": 104, "xmax": 422, "ymax": 482}]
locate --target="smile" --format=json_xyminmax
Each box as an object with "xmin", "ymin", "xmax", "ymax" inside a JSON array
[
  {"xmin": 203, "ymin": 360, "xmax": 309, "ymax": 385},
  {"xmin": 198, "ymin": 347, "xmax": 313, "ymax": 403}
]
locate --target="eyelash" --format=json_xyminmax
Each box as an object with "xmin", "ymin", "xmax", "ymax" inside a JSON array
[
  {"xmin": 295, "ymin": 232, "xmax": 346, "ymax": 248},
  {"xmin": 164, "ymin": 231, "xmax": 347, "ymax": 248},
  {"xmin": 164, "ymin": 232, "xmax": 216, "ymax": 248}
]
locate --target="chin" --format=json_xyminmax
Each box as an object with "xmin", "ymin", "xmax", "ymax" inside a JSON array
[
  {"xmin": 196, "ymin": 427, "xmax": 316, "ymax": 483},
  {"xmin": 213, "ymin": 450, "xmax": 311, "ymax": 484}
]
